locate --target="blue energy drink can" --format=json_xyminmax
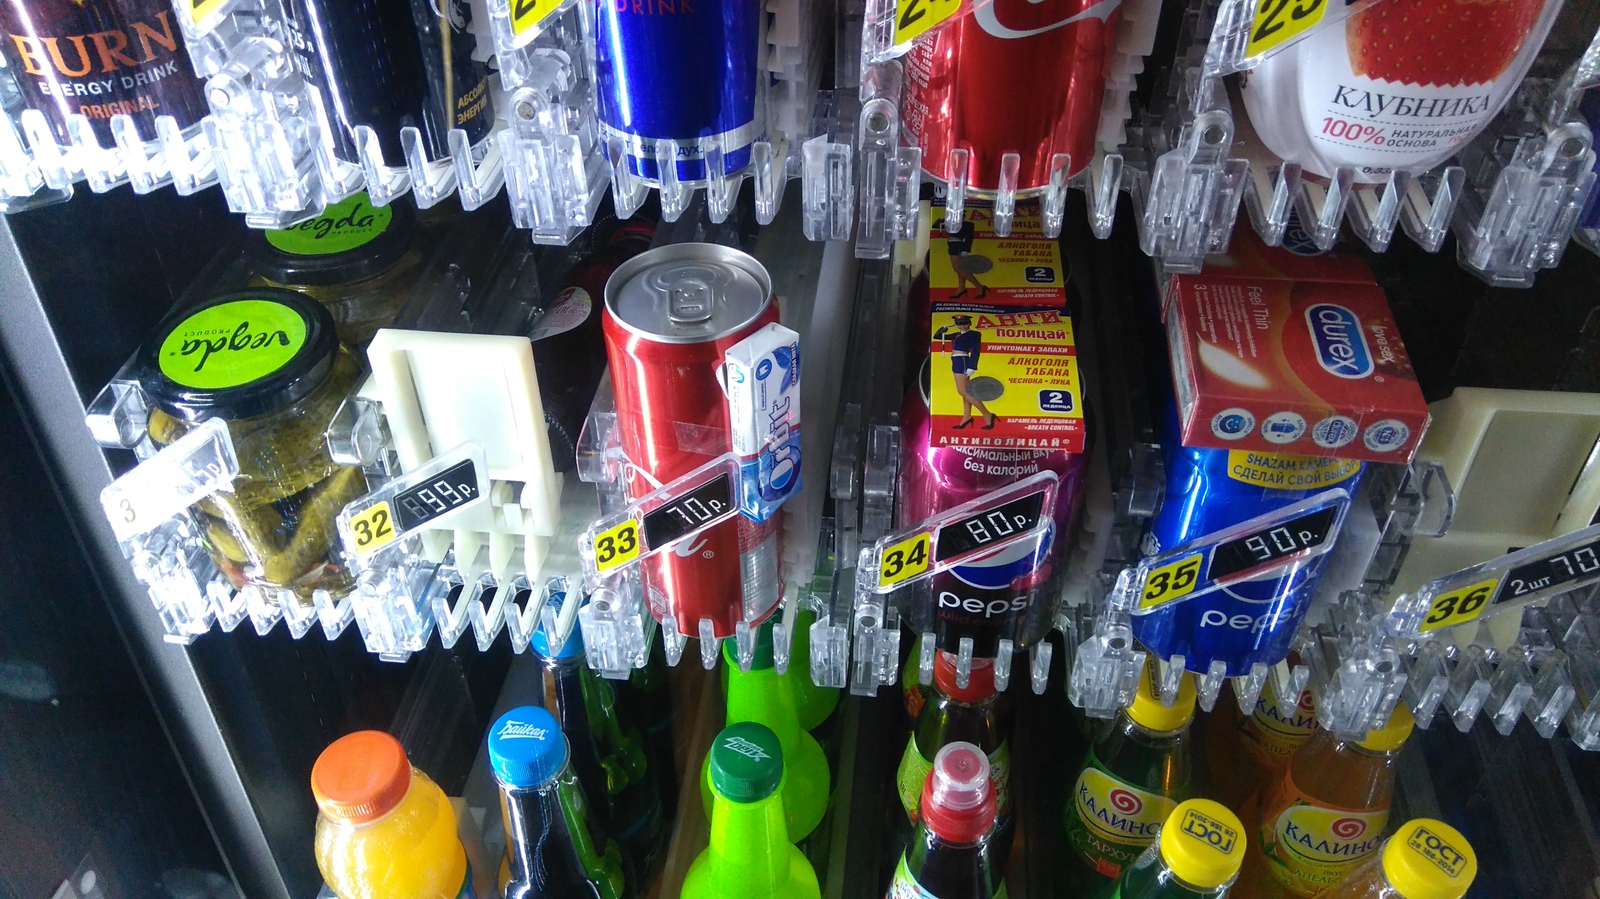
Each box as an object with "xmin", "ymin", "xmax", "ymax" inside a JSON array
[
  {"xmin": 593, "ymin": 0, "xmax": 762, "ymax": 184},
  {"xmin": 1133, "ymin": 407, "xmax": 1364, "ymax": 676}
]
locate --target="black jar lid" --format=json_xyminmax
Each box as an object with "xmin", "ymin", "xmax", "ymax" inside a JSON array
[
  {"xmin": 249, "ymin": 192, "xmax": 415, "ymax": 287},
  {"xmin": 137, "ymin": 289, "xmax": 340, "ymax": 422}
]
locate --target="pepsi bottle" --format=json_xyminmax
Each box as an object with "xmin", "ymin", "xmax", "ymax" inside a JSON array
[{"xmin": 890, "ymin": 742, "xmax": 1007, "ymax": 899}]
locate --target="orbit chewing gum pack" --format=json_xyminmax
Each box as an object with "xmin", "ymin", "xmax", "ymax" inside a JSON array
[
  {"xmin": 721, "ymin": 323, "xmax": 801, "ymax": 522},
  {"xmin": 1165, "ymin": 230, "xmax": 1428, "ymax": 463}
]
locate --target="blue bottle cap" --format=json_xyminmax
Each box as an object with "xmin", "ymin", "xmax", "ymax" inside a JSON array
[
  {"xmin": 530, "ymin": 598, "xmax": 585, "ymax": 660},
  {"xmin": 487, "ymin": 706, "xmax": 568, "ymax": 789}
]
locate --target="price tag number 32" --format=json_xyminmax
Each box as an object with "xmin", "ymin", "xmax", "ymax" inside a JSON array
[{"xmin": 350, "ymin": 502, "xmax": 396, "ymax": 553}]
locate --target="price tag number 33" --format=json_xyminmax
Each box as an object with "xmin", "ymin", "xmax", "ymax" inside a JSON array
[{"xmin": 594, "ymin": 521, "xmax": 640, "ymax": 573}]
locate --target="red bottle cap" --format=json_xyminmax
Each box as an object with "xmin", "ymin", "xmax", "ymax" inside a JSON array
[
  {"xmin": 933, "ymin": 651, "xmax": 996, "ymax": 704},
  {"xmin": 920, "ymin": 742, "xmax": 996, "ymax": 844},
  {"xmin": 311, "ymin": 731, "xmax": 412, "ymax": 825}
]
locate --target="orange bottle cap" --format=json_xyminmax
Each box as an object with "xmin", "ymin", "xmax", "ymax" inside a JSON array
[{"xmin": 311, "ymin": 730, "xmax": 412, "ymax": 824}]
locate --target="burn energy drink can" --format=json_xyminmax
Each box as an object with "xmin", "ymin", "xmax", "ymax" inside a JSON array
[
  {"xmin": 593, "ymin": 0, "xmax": 762, "ymax": 184},
  {"xmin": 0, "ymin": 0, "xmax": 209, "ymax": 147},
  {"xmin": 602, "ymin": 243, "xmax": 781, "ymax": 639},
  {"xmin": 900, "ymin": 0, "xmax": 1120, "ymax": 193},
  {"xmin": 898, "ymin": 357, "xmax": 1087, "ymax": 656},
  {"xmin": 1133, "ymin": 405, "xmax": 1364, "ymax": 677}
]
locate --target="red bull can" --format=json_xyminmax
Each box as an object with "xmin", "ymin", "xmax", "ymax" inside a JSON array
[
  {"xmin": 900, "ymin": 0, "xmax": 1121, "ymax": 193},
  {"xmin": 897, "ymin": 358, "xmax": 1087, "ymax": 656},
  {"xmin": 602, "ymin": 244, "xmax": 781, "ymax": 639}
]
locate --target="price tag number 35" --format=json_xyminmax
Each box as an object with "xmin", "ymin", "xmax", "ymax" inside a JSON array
[
  {"xmin": 594, "ymin": 521, "xmax": 640, "ymax": 573},
  {"xmin": 1140, "ymin": 554, "xmax": 1202, "ymax": 610},
  {"xmin": 1419, "ymin": 578, "xmax": 1499, "ymax": 633}
]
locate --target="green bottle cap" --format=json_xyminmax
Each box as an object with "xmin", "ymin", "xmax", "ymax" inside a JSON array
[
  {"xmin": 721, "ymin": 618, "xmax": 777, "ymax": 670},
  {"xmin": 709, "ymin": 722, "xmax": 784, "ymax": 803}
]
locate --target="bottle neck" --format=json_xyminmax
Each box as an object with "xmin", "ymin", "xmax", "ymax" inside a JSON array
[
  {"xmin": 726, "ymin": 667, "xmax": 803, "ymax": 749},
  {"xmin": 708, "ymin": 792, "xmax": 792, "ymax": 888}
]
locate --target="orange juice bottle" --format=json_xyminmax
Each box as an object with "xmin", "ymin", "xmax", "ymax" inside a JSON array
[
  {"xmin": 1234, "ymin": 704, "xmax": 1415, "ymax": 899},
  {"xmin": 312, "ymin": 730, "xmax": 473, "ymax": 899},
  {"xmin": 1205, "ymin": 674, "xmax": 1318, "ymax": 811},
  {"xmin": 1321, "ymin": 818, "xmax": 1477, "ymax": 899}
]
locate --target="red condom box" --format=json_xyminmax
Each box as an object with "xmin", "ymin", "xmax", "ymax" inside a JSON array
[
  {"xmin": 1165, "ymin": 228, "xmax": 1429, "ymax": 463},
  {"xmin": 925, "ymin": 203, "xmax": 1085, "ymax": 455}
]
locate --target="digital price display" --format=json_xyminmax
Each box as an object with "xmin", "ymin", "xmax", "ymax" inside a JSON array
[
  {"xmin": 1495, "ymin": 536, "xmax": 1600, "ymax": 605},
  {"xmin": 642, "ymin": 473, "xmax": 734, "ymax": 550},
  {"xmin": 934, "ymin": 492, "xmax": 1046, "ymax": 563},
  {"xmin": 1205, "ymin": 506, "xmax": 1338, "ymax": 582},
  {"xmin": 392, "ymin": 460, "xmax": 480, "ymax": 531}
]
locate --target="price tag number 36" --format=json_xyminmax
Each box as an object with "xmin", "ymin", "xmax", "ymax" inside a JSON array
[
  {"xmin": 1419, "ymin": 578, "xmax": 1499, "ymax": 633},
  {"xmin": 1140, "ymin": 554, "xmax": 1203, "ymax": 610},
  {"xmin": 594, "ymin": 521, "xmax": 640, "ymax": 573}
]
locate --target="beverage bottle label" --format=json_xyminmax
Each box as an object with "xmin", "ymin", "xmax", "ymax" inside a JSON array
[
  {"xmin": 888, "ymin": 853, "xmax": 1009, "ymax": 899},
  {"xmin": 1238, "ymin": 683, "xmax": 1317, "ymax": 766},
  {"xmin": 1257, "ymin": 773, "xmax": 1389, "ymax": 896},
  {"xmin": 896, "ymin": 737, "xmax": 1011, "ymax": 823},
  {"xmin": 1065, "ymin": 755, "xmax": 1178, "ymax": 880}
]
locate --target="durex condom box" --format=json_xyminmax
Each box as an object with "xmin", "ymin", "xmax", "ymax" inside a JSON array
[{"xmin": 1165, "ymin": 231, "xmax": 1429, "ymax": 464}]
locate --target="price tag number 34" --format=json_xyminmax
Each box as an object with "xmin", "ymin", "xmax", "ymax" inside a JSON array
[{"xmin": 879, "ymin": 534, "xmax": 931, "ymax": 587}]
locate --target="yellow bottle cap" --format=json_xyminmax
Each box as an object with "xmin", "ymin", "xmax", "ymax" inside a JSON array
[
  {"xmin": 1126, "ymin": 659, "xmax": 1196, "ymax": 733},
  {"xmin": 1357, "ymin": 703, "xmax": 1415, "ymax": 752},
  {"xmin": 1158, "ymin": 799, "xmax": 1246, "ymax": 889},
  {"xmin": 1381, "ymin": 819, "xmax": 1478, "ymax": 899}
]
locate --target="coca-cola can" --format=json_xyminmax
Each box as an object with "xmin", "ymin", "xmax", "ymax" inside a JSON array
[
  {"xmin": 897, "ymin": 358, "xmax": 1087, "ymax": 655},
  {"xmin": 602, "ymin": 243, "xmax": 781, "ymax": 640},
  {"xmin": 900, "ymin": 0, "xmax": 1121, "ymax": 194}
]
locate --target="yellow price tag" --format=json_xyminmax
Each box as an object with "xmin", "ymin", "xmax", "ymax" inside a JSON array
[
  {"xmin": 593, "ymin": 519, "xmax": 641, "ymax": 573},
  {"xmin": 348, "ymin": 501, "xmax": 397, "ymax": 556},
  {"xmin": 892, "ymin": 0, "xmax": 963, "ymax": 48},
  {"xmin": 1417, "ymin": 576, "xmax": 1502, "ymax": 634},
  {"xmin": 1139, "ymin": 552, "xmax": 1204, "ymax": 610},
  {"xmin": 511, "ymin": 0, "xmax": 568, "ymax": 39},
  {"xmin": 187, "ymin": 0, "xmax": 228, "ymax": 25},
  {"xmin": 878, "ymin": 532, "xmax": 932, "ymax": 589},
  {"xmin": 1245, "ymin": 0, "xmax": 1329, "ymax": 59}
]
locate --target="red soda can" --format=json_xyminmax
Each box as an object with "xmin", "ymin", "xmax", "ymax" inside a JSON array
[
  {"xmin": 602, "ymin": 244, "xmax": 782, "ymax": 640},
  {"xmin": 900, "ymin": 0, "xmax": 1121, "ymax": 193}
]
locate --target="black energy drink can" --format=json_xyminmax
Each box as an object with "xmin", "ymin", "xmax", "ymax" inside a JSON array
[
  {"xmin": 0, "ymin": 0, "xmax": 209, "ymax": 147},
  {"xmin": 280, "ymin": 0, "xmax": 493, "ymax": 166}
]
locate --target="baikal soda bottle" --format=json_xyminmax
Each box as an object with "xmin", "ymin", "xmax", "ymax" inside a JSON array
[
  {"xmin": 530, "ymin": 615, "xmax": 666, "ymax": 881},
  {"xmin": 487, "ymin": 706, "xmax": 630, "ymax": 899},
  {"xmin": 891, "ymin": 742, "xmax": 1008, "ymax": 899},
  {"xmin": 1234, "ymin": 704, "xmax": 1416, "ymax": 899},
  {"xmin": 1063, "ymin": 660, "xmax": 1197, "ymax": 886},
  {"xmin": 897, "ymin": 652, "xmax": 1013, "ymax": 867},
  {"xmin": 683, "ymin": 722, "xmax": 821, "ymax": 899},
  {"xmin": 1318, "ymin": 819, "xmax": 1477, "ymax": 899},
  {"xmin": 1114, "ymin": 799, "xmax": 1247, "ymax": 899}
]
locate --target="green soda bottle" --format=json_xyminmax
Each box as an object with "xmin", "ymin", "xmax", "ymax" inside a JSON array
[
  {"xmin": 720, "ymin": 616, "xmax": 840, "ymax": 732},
  {"xmin": 1064, "ymin": 660, "xmax": 1197, "ymax": 886},
  {"xmin": 683, "ymin": 722, "xmax": 821, "ymax": 899},
  {"xmin": 1114, "ymin": 799, "xmax": 1247, "ymax": 898},
  {"xmin": 704, "ymin": 622, "xmax": 831, "ymax": 841}
]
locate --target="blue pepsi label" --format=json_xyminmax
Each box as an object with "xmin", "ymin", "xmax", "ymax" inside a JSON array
[{"xmin": 1133, "ymin": 446, "xmax": 1362, "ymax": 676}]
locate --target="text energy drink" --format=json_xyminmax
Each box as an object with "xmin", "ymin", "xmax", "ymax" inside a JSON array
[{"xmin": 1133, "ymin": 408, "xmax": 1364, "ymax": 676}]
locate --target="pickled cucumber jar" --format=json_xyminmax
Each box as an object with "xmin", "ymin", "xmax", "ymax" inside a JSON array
[
  {"xmin": 135, "ymin": 290, "xmax": 369, "ymax": 602},
  {"xmin": 249, "ymin": 193, "xmax": 423, "ymax": 346}
]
